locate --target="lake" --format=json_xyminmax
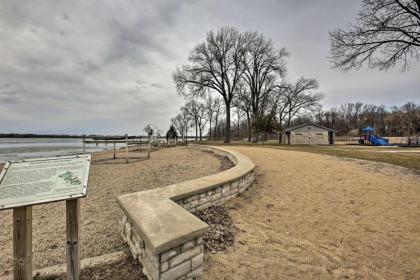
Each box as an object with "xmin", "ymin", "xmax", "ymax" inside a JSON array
[{"xmin": 0, "ymin": 138, "xmax": 118, "ymax": 162}]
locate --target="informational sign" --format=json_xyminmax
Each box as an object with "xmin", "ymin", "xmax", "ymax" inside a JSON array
[{"xmin": 0, "ymin": 154, "xmax": 91, "ymax": 210}]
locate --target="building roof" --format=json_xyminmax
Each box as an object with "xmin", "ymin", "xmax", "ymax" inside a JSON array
[{"xmin": 284, "ymin": 123, "xmax": 336, "ymax": 132}]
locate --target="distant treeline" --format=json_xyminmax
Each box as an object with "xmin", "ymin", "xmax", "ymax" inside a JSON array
[
  {"xmin": 298, "ymin": 101, "xmax": 420, "ymax": 137},
  {"xmin": 176, "ymin": 101, "xmax": 419, "ymax": 141}
]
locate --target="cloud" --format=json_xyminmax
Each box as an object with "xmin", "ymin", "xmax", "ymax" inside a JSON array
[{"xmin": 0, "ymin": 0, "xmax": 418, "ymax": 134}]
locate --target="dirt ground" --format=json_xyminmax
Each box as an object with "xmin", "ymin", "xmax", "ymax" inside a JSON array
[
  {"xmin": 202, "ymin": 146, "xmax": 420, "ymax": 280},
  {"xmin": 0, "ymin": 147, "xmax": 227, "ymax": 276},
  {"xmin": 33, "ymin": 250, "xmax": 147, "ymax": 280}
]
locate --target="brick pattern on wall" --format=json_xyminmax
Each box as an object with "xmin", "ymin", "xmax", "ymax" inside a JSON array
[
  {"xmin": 120, "ymin": 214, "xmax": 205, "ymax": 280},
  {"xmin": 119, "ymin": 146, "xmax": 255, "ymax": 280},
  {"xmin": 290, "ymin": 131, "xmax": 329, "ymax": 145}
]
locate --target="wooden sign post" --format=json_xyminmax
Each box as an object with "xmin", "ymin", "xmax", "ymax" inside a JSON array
[
  {"xmin": 66, "ymin": 199, "xmax": 80, "ymax": 280},
  {"xmin": 13, "ymin": 206, "xmax": 32, "ymax": 280},
  {"xmin": 0, "ymin": 155, "xmax": 91, "ymax": 280}
]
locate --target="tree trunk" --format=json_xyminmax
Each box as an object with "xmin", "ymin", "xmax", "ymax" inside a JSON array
[
  {"xmin": 214, "ymin": 119, "xmax": 218, "ymax": 140},
  {"xmin": 237, "ymin": 109, "xmax": 240, "ymax": 139},
  {"xmin": 185, "ymin": 128, "xmax": 188, "ymax": 143},
  {"xmin": 195, "ymin": 122, "xmax": 198, "ymax": 141},
  {"xmin": 251, "ymin": 115, "xmax": 258, "ymax": 143},
  {"xmin": 209, "ymin": 117, "xmax": 212, "ymax": 140},
  {"xmin": 247, "ymin": 114, "xmax": 251, "ymax": 142},
  {"xmin": 225, "ymin": 104, "xmax": 231, "ymax": 143}
]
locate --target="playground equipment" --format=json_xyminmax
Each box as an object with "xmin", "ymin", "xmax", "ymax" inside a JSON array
[{"xmin": 359, "ymin": 127, "xmax": 391, "ymax": 146}]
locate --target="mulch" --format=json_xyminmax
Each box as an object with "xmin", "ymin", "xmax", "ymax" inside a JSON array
[{"xmin": 195, "ymin": 205, "xmax": 237, "ymax": 253}]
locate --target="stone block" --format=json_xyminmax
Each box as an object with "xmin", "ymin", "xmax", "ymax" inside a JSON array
[
  {"xmin": 211, "ymin": 192, "xmax": 222, "ymax": 201},
  {"xmin": 161, "ymin": 260, "xmax": 192, "ymax": 280},
  {"xmin": 168, "ymin": 246, "xmax": 201, "ymax": 268},
  {"xmin": 198, "ymin": 196, "xmax": 211, "ymax": 205},
  {"xmin": 125, "ymin": 222, "xmax": 133, "ymax": 238},
  {"xmin": 121, "ymin": 214, "xmax": 127, "ymax": 225},
  {"xmin": 142, "ymin": 257, "xmax": 160, "ymax": 280},
  {"xmin": 222, "ymin": 187, "xmax": 231, "ymax": 196},
  {"xmin": 190, "ymin": 199, "xmax": 199, "ymax": 207},
  {"xmin": 187, "ymin": 266, "xmax": 204, "ymax": 278},
  {"xmin": 161, "ymin": 261, "xmax": 169, "ymax": 272},
  {"xmin": 181, "ymin": 240, "xmax": 195, "ymax": 252},
  {"xmin": 186, "ymin": 194, "xmax": 199, "ymax": 202},
  {"xmin": 191, "ymin": 252, "xmax": 203, "ymax": 270},
  {"xmin": 145, "ymin": 251, "xmax": 160, "ymax": 269},
  {"xmin": 161, "ymin": 247, "xmax": 180, "ymax": 262},
  {"xmin": 196, "ymin": 202, "xmax": 211, "ymax": 211}
]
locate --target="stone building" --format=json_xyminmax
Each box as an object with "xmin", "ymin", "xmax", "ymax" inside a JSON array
[{"xmin": 282, "ymin": 123, "xmax": 335, "ymax": 145}]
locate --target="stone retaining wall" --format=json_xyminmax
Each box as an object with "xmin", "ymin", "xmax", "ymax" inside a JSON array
[
  {"xmin": 175, "ymin": 172, "xmax": 255, "ymax": 213},
  {"xmin": 117, "ymin": 145, "xmax": 255, "ymax": 280},
  {"xmin": 120, "ymin": 213, "xmax": 205, "ymax": 280}
]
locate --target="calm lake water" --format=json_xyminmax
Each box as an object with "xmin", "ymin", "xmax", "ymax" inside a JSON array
[{"xmin": 0, "ymin": 138, "xmax": 117, "ymax": 162}]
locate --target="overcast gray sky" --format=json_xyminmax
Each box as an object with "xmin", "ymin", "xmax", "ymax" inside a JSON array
[{"xmin": 0, "ymin": 0, "xmax": 419, "ymax": 135}]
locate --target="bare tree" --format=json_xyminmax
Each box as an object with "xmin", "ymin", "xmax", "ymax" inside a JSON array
[
  {"xmin": 213, "ymin": 100, "xmax": 224, "ymax": 140},
  {"xmin": 242, "ymin": 32, "xmax": 288, "ymax": 140},
  {"xmin": 196, "ymin": 103, "xmax": 209, "ymax": 140},
  {"xmin": 171, "ymin": 115, "xmax": 184, "ymax": 140},
  {"xmin": 284, "ymin": 77, "xmax": 323, "ymax": 126},
  {"xmin": 171, "ymin": 107, "xmax": 191, "ymax": 142},
  {"xmin": 270, "ymin": 85, "xmax": 290, "ymax": 142},
  {"xmin": 173, "ymin": 27, "xmax": 251, "ymax": 143},
  {"xmin": 330, "ymin": 0, "xmax": 420, "ymax": 71},
  {"xmin": 402, "ymin": 101, "xmax": 419, "ymax": 134},
  {"xmin": 185, "ymin": 99, "xmax": 208, "ymax": 141},
  {"xmin": 204, "ymin": 94, "xmax": 222, "ymax": 140},
  {"xmin": 185, "ymin": 99, "xmax": 200, "ymax": 141},
  {"xmin": 232, "ymin": 82, "xmax": 253, "ymax": 141}
]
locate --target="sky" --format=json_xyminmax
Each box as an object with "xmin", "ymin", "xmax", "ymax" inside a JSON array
[{"xmin": 0, "ymin": 0, "xmax": 419, "ymax": 135}]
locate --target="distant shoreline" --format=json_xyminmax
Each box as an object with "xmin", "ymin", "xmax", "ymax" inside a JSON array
[{"xmin": 0, "ymin": 134, "xmax": 92, "ymax": 139}]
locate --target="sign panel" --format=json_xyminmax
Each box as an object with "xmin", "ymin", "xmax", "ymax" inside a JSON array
[{"xmin": 0, "ymin": 154, "xmax": 91, "ymax": 210}]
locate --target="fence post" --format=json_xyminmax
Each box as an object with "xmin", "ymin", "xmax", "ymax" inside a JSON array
[
  {"xmin": 125, "ymin": 134, "xmax": 129, "ymax": 164},
  {"xmin": 113, "ymin": 140, "xmax": 116, "ymax": 159}
]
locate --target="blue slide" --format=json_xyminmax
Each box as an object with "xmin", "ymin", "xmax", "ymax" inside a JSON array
[{"xmin": 368, "ymin": 135, "xmax": 390, "ymax": 146}]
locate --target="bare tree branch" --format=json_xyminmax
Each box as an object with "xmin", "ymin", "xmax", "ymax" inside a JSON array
[{"xmin": 329, "ymin": 0, "xmax": 420, "ymax": 71}]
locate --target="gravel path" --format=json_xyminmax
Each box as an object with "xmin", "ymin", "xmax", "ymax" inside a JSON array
[
  {"xmin": 202, "ymin": 146, "xmax": 420, "ymax": 280},
  {"xmin": 0, "ymin": 146, "xmax": 227, "ymax": 276}
]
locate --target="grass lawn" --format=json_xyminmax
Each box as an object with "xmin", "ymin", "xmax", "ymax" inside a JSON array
[{"xmin": 198, "ymin": 140, "xmax": 420, "ymax": 172}]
